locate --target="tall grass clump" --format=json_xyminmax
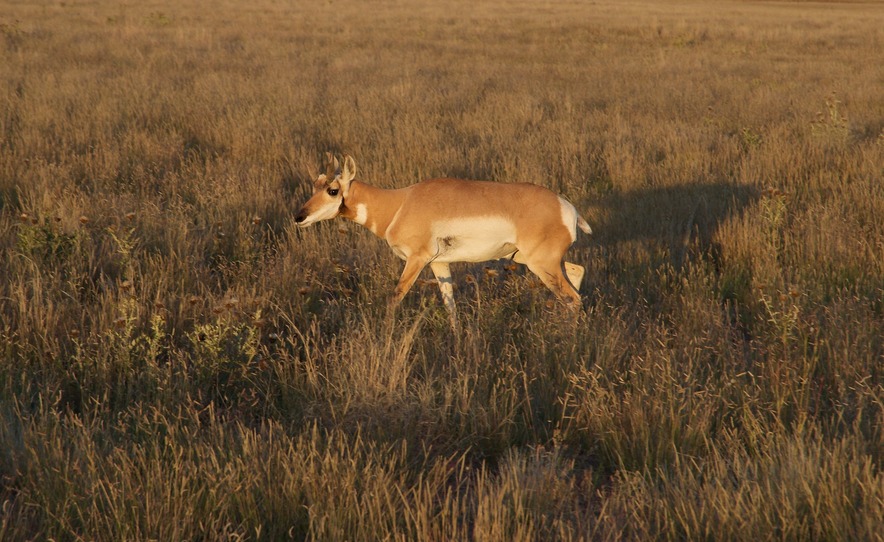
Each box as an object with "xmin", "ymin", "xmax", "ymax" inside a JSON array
[{"xmin": 1, "ymin": 0, "xmax": 882, "ymax": 539}]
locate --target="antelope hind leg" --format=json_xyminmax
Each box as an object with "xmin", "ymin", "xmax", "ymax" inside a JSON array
[
  {"xmin": 526, "ymin": 259, "xmax": 582, "ymax": 306},
  {"xmin": 564, "ymin": 262, "xmax": 585, "ymax": 291},
  {"xmin": 512, "ymin": 251, "xmax": 583, "ymax": 305}
]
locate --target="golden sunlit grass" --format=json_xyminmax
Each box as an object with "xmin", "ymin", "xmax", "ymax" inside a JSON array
[{"xmin": 1, "ymin": 0, "xmax": 882, "ymax": 539}]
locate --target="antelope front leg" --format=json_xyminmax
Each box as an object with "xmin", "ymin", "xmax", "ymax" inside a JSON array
[
  {"xmin": 430, "ymin": 262, "xmax": 458, "ymax": 329},
  {"xmin": 389, "ymin": 255, "xmax": 429, "ymax": 307}
]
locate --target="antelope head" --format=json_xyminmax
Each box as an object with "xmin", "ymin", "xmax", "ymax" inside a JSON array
[{"xmin": 295, "ymin": 153, "xmax": 356, "ymax": 227}]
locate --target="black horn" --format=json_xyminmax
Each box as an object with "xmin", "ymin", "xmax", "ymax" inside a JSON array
[{"xmin": 325, "ymin": 152, "xmax": 340, "ymax": 179}]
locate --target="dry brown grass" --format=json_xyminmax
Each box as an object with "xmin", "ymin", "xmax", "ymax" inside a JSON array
[{"xmin": 1, "ymin": 0, "xmax": 882, "ymax": 539}]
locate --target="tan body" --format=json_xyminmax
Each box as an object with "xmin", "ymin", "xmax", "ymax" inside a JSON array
[{"xmin": 296, "ymin": 155, "xmax": 591, "ymax": 325}]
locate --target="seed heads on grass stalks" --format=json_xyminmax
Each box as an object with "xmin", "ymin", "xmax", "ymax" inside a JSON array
[
  {"xmin": 759, "ymin": 187, "xmax": 789, "ymax": 254},
  {"xmin": 417, "ymin": 278, "xmax": 438, "ymax": 288},
  {"xmin": 810, "ymin": 92, "xmax": 850, "ymax": 143},
  {"xmin": 758, "ymin": 285, "xmax": 803, "ymax": 353}
]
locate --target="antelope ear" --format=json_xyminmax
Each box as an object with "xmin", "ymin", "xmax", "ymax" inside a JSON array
[{"xmin": 339, "ymin": 154, "xmax": 357, "ymax": 196}]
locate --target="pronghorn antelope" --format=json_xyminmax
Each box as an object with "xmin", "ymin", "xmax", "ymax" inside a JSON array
[{"xmin": 295, "ymin": 154, "xmax": 591, "ymax": 325}]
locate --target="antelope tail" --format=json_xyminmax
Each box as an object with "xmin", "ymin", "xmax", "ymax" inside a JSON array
[{"xmin": 577, "ymin": 215, "xmax": 592, "ymax": 235}]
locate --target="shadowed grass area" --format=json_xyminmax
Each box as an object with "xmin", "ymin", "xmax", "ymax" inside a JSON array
[{"xmin": 1, "ymin": 0, "xmax": 882, "ymax": 539}]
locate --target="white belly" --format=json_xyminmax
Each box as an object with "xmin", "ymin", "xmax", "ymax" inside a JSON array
[{"xmin": 429, "ymin": 217, "xmax": 518, "ymax": 263}]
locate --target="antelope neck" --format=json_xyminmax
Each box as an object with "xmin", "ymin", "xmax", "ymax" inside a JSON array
[{"xmin": 340, "ymin": 180, "xmax": 404, "ymax": 237}]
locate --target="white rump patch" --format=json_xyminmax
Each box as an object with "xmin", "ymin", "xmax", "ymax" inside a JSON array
[{"xmin": 558, "ymin": 197, "xmax": 578, "ymax": 243}]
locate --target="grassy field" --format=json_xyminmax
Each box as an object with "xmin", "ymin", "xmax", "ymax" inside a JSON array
[{"xmin": 1, "ymin": 0, "xmax": 883, "ymax": 539}]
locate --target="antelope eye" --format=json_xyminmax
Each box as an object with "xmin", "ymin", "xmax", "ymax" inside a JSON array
[{"xmin": 327, "ymin": 188, "xmax": 339, "ymax": 197}]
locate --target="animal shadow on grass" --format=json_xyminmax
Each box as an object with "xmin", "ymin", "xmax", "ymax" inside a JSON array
[
  {"xmin": 586, "ymin": 181, "xmax": 759, "ymax": 270},
  {"xmin": 430, "ymin": 182, "xmax": 759, "ymax": 314}
]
